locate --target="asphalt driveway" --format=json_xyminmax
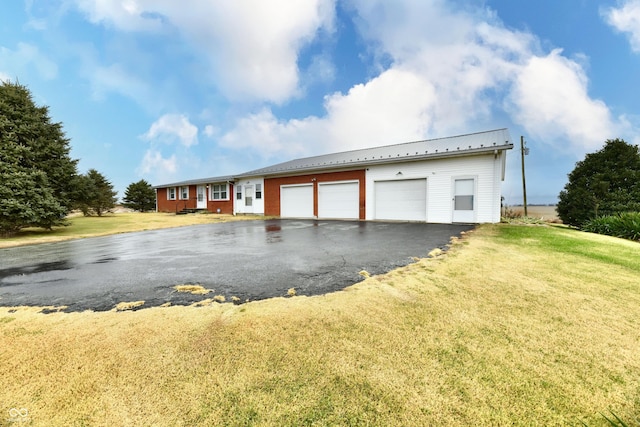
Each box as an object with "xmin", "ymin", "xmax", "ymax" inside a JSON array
[{"xmin": 0, "ymin": 219, "xmax": 473, "ymax": 312}]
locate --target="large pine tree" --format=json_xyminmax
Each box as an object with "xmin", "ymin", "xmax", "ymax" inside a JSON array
[
  {"xmin": 557, "ymin": 139, "xmax": 640, "ymax": 226},
  {"xmin": 0, "ymin": 81, "xmax": 78, "ymax": 235}
]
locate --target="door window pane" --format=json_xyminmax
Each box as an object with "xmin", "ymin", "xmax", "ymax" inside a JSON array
[
  {"xmin": 245, "ymin": 186, "xmax": 253, "ymax": 206},
  {"xmin": 454, "ymin": 179, "xmax": 474, "ymax": 211},
  {"xmin": 455, "ymin": 195, "xmax": 473, "ymax": 210},
  {"xmin": 455, "ymin": 179, "xmax": 474, "ymax": 195}
]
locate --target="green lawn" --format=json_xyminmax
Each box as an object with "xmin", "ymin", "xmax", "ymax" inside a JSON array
[{"xmin": 0, "ymin": 222, "xmax": 638, "ymax": 426}]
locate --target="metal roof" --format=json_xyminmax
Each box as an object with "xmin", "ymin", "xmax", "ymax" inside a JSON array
[
  {"xmin": 154, "ymin": 128, "xmax": 513, "ymax": 187},
  {"xmin": 236, "ymin": 128, "xmax": 513, "ymax": 177},
  {"xmin": 152, "ymin": 175, "xmax": 235, "ymax": 189}
]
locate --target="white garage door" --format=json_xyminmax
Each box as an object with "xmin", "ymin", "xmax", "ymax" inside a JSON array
[
  {"xmin": 374, "ymin": 179, "xmax": 427, "ymax": 221},
  {"xmin": 281, "ymin": 184, "xmax": 314, "ymax": 218},
  {"xmin": 318, "ymin": 181, "xmax": 359, "ymax": 219}
]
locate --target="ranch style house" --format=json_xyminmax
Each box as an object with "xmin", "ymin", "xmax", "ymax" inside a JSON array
[{"xmin": 153, "ymin": 128, "xmax": 514, "ymax": 224}]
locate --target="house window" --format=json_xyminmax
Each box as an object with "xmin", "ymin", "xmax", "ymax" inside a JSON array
[
  {"xmin": 236, "ymin": 185, "xmax": 242, "ymax": 200},
  {"xmin": 255, "ymin": 184, "xmax": 262, "ymax": 199},
  {"xmin": 179, "ymin": 186, "xmax": 189, "ymax": 200},
  {"xmin": 167, "ymin": 187, "xmax": 176, "ymax": 200},
  {"xmin": 211, "ymin": 183, "xmax": 228, "ymax": 200}
]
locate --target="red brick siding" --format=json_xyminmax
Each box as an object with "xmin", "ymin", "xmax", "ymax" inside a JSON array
[
  {"xmin": 156, "ymin": 184, "xmax": 234, "ymax": 214},
  {"xmin": 264, "ymin": 170, "xmax": 366, "ymax": 219},
  {"xmin": 209, "ymin": 183, "xmax": 234, "ymax": 214},
  {"xmin": 206, "ymin": 198, "xmax": 234, "ymax": 214},
  {"xmin": 156, "ymin": 186, "xmax": 197, "ymax": 213}
]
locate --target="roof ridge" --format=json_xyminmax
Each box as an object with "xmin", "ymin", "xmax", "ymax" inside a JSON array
[
  {"xmin": 261, "ymin": 128, "xmax": 510, "ymax": 166},
  {"xmin": 156, "ymin": 128, "xmax": 512, "ymax": 186}
]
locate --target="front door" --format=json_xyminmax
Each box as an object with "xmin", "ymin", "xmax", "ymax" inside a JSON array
[
  {"xmin": 244, "ymin": 185, "xmax": 254, "ymax": 213},
  {"xmin": 197, "ymin": 185, "xmax": 207, "ymax": 209}
]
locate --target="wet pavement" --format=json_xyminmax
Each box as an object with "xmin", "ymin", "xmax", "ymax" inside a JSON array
[{"xmin": 0, "ymin": 219, "xmax": 474, "ymax": 312}]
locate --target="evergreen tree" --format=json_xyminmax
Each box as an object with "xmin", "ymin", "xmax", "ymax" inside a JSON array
[
  {"xmin": 122, "ymin": 179, "xmax": 156, "ymax": 212},
  {"xmin": 0, "ymin": 83, "xmax": 74, "ymax": 235},
  {"xmin": 557, "ymin": 139, "xmax": 640, "ymax": 226},
  {"xmin": 71, "ymin": 173, "xmax": 98, "ymax": 217},
  {"xmin": 0, "ymin": 81, "xmax": 78, "ymax": 211},
  {"xmin": 74, "ymin": 169, "xmax": 118, "ymax": 216}
]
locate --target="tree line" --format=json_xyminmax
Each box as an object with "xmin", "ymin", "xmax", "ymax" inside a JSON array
[{"xmin": 1, "ymin": 81, "xmax": 155, "ymax": 236}]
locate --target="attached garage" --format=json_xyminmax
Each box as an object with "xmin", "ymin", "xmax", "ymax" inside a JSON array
[
  {"xmin": 280, "ymin": 184, "xmax": 314, "ymax": 218},
  {"xmin": 374, "ymin": 179, "xmax": 427, "ymax": 221},
  {"xmin": 180, "ymin": 129, "xmax": 513, "ymax": 223},
  {"xmin": 317, "ymin": 181, "xmax": 360, "ymax": 219}
]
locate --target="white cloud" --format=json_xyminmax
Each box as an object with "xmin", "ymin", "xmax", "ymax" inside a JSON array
[
  {"xmin": 137, "ymin": 149, "xmax": 176, "ymax": 175},
  {"xmin": 220, "ymin": 108, "xmax": 320, "ymax": 159},
  {"xmin": 0, "ymin": 71, "xmax": 10, "ymax": 82},
  {"xmin": 73, "ymin": 0, "xmax": 164, "ymax": 32},
  {"xmin": 90, "ymin": 62, "xmax": 151, "ymax": 102},
  {"xmin": 603, "ymin": 0, "xmax": 640, "ymax": 52},
  {"xmin": 142, "ymin": 114, "xmax": 198, "ymax": 147},
  {"xmin": 137, "ymin": 114, "xmax": 199, "ymax": 184},
  {"xmin": 216, "ymin": 0, "xmax": 630, "ymax": 161},
  {"xmin": 203, "ymin": 125, "xmax": 218, "ymax": 138},
  {"xmin": 63, "ymin": 0, "xmax": 635, "ymax": 165},
  {"xmin": 0, "ymin": 42, "xmax": 58, "ymax": 80},
  {"xmin": 220, "ymin": 68, "xmax": 438, "ymax": 158},
  {"xmin": 304, "ymin": 53, "xmax": 336, "ymax": 85},
  {"xmin": 322, "ymin": 68, "xmax": 437, "ymax": 150},
  {"xmin": 71, "ymin": 0, "xmax": 335, "ymax": 103},
  {"xmin": 507, "ymin": 49, "xmax": 614, "ymax": 153}
]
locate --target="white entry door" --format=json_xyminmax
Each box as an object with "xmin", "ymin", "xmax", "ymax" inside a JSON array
[
  {"xmin": 452, "ymin": 178, "xmax": 475, "ymax": 223},
  {"xmin": 244, "ymin": 185, "xmax": 254, "ymax": 213},
  {"xmin": 281, "ymin": 184, "xmax": 314, "ymax": 218},
  {"xmin": 196, "ymin": 185, "xmax": 207, "ymax": 209}
]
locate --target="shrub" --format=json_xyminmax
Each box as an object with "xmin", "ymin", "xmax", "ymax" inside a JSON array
[{"xmin": 582, "ymin": 212, "xmax": 640, "ymax": 241}]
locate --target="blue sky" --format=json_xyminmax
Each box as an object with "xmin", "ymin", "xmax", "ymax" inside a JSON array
[{"xmin": 2, "ymin": 0, "xmax": 640, "ymax": 205}]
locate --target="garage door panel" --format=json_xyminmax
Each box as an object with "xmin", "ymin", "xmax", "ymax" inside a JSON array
[
  {"xmin": 374, "ymin": 179, "xmax": 426, "ymax": 221},
  {"xmin": 318, "ymin": 181, "xmax": 359, "ymax": 219},
  {"xmin": 281, "ymin": 185, "xmax": 314, "ymax": 218}
]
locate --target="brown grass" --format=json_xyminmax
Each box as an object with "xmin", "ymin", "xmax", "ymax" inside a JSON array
[
  {"xmin": 0, "ymin": 212, "xmax": 266, "ymax": 249},
  {"xmin": 509, "ymin": 205, "xmax": 559, "ymax": 221},
  {"xmin": 113, "ymin": 301, "xmax": 145, "ymax": 311},
  {"xmin": 174, "ymin": 284, "xmax": 212, "ymax": 295},
  {"xmin": 0, "ymin": 224, "xmax": 638, "ymax": 426}
]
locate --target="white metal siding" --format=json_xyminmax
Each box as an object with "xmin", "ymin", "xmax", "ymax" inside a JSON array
[
  {"xmin": 374, "ymin": 179, "xmax": 427, "ymax": 221},
  {"xmin": 366, "ymin": 153, "xmax": 503, "ymax": 223},
  {"xmin": 318, "ymin": 181, "xmax": 359, "ymax": 219},
  {"xmin": 281, "ymin": 184, "xmax": 314, "ymax": 218},
  {"xmin": 234, "ymin": 178, "xmax": 265, "ymax": 215}
]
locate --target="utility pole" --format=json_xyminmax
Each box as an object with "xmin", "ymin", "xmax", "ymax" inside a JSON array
[{"xmin": 521, "ymin": 135, "xmax": 529, "ymax": 217}]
